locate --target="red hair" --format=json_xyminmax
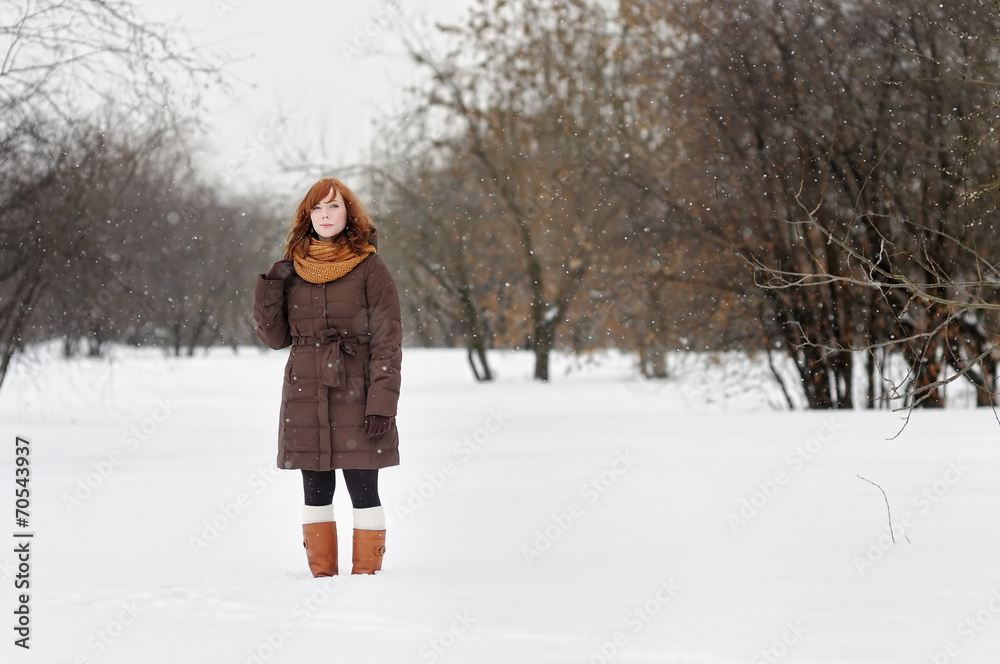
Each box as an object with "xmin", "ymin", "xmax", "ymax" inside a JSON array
[{"xmin": 283, "ymin": 177, "xmax": 375, "ymax": 259}]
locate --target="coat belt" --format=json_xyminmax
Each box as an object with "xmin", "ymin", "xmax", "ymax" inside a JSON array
[{"xmin": 295, "ymin": 330, "xmax": 370, "ymax": 389}]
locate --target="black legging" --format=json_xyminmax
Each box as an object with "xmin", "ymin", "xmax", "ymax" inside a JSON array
[{"xmin": 302, "ymin": 469, "xmax": 381, "ymax": 509}]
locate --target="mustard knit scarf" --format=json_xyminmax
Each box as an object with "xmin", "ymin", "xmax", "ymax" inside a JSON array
[{"xmin": 294, "ymin": 238, "xmax": 375, "ymax": 284}]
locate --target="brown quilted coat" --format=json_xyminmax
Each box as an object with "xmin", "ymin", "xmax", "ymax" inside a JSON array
[{"xmin": 253, "ymin": 252, "xmax": 402, "ymax": 470}]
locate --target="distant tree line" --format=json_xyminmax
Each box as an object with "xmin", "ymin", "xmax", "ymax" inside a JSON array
[
  {"xmin": 2, "ymin": 0, "xmax": 997, "ymax": 410},
  {"xmin": 0, "ymin": 0, "xmax": 282, "ymax": 388},
  {"xmin": 367, "ymin": 0, "xmax": 1000, "ymax": 408}
]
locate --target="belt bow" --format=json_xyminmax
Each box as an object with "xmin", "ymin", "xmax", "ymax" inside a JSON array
[{"xmin": 317, "ymin": 329, "xmax": 360, "ymax": 389}]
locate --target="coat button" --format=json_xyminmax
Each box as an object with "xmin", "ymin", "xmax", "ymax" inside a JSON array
[{"xmin": 315, "ymin": 307, "xmax": 324, "ymax": 315}]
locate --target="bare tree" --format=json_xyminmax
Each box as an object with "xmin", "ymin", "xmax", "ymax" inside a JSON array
[
  {"xmin": 0, "ymin": 0, "xmax": 221, "ymax": 386},
  {"xmin": 615, "ymin": 0, "xmax": 999, "ymax": 408},
  {"xmin": 742, "ymin": 2, "xmax": 1000, "ymax": 408},
  {"xmin": 367, "ymin": 105, "xmax": 501, "ymax": 380},
  {"xmin": 396, "ymin": 0, "xmax": 630, "ymax": 381}
]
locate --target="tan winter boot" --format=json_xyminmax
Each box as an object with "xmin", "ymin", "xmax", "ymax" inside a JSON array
[
  {"xmin": 302, "ymin": 522, "xmax": 338, "ymax": 577},
  {"xmin": 351, "ymin": 529, "xmax": 386, "ymax": 575}
]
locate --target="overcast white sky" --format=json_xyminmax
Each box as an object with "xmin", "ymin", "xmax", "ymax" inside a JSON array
[{"xmin": 134, "ymin": 0, "xmax": 474, "ymax": 196}]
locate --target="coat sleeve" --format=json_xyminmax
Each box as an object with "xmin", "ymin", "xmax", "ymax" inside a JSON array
[
  {"xmin": 253, "ymin": 274, "xmax": 292, "ymax": 350},
  {"xmin": 364, "ymin": 254, "xmax": 403, "ymax": 417}
]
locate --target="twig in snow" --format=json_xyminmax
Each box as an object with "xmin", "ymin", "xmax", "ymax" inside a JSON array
[{"xmin": 857, "ymin": 475, "xmax": 894, "ymax": 544}]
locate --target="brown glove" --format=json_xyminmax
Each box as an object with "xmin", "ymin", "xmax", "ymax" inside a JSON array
[{"xmin": 363, "ymin": 415, "xmax": 394, "ymax": 437}]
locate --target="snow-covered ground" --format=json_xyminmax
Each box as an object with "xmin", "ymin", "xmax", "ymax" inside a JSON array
[{"xmin": 1, "ymin": 345, "xmax": 998, "ymax": 663}]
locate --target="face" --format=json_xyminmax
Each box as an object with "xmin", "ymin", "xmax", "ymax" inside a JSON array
[{"xmin": 309, "ymin": 189, "xmax": 348, "ymax": 240}]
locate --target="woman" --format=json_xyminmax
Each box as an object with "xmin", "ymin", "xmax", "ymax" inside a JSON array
[{"xmin": 254, "ymin": 177, "xmax": 402, "ymax": 577}]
